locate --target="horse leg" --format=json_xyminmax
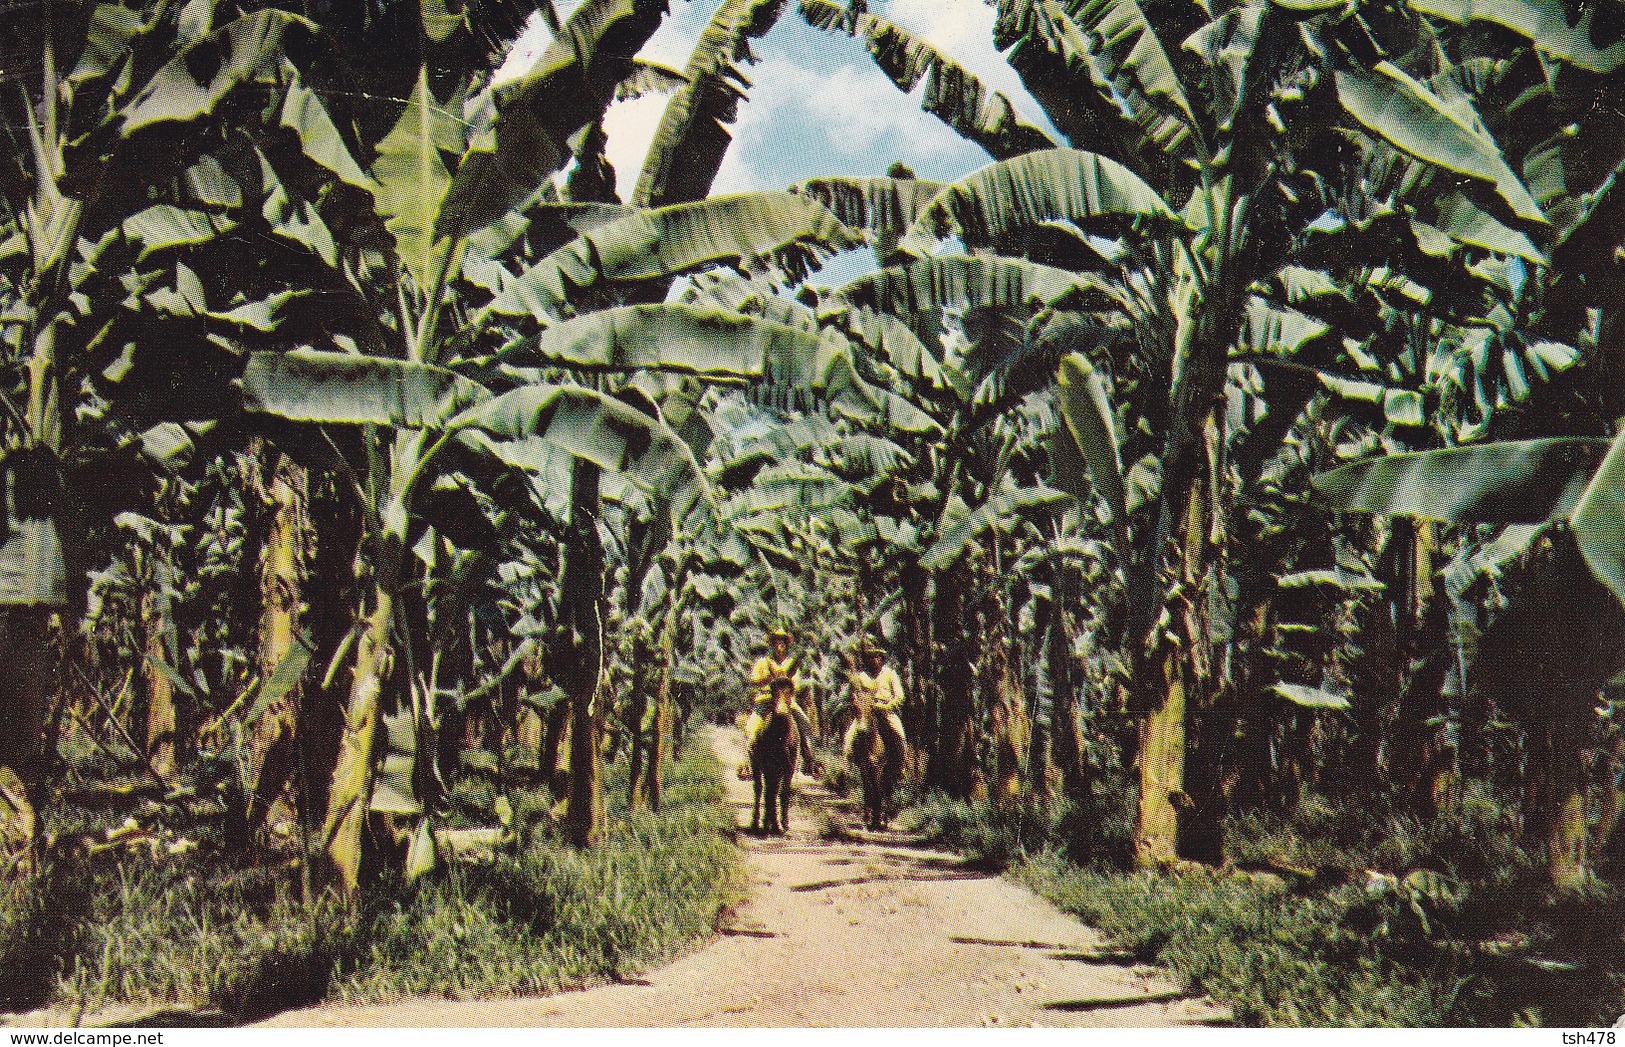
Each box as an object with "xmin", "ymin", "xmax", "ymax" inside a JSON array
[
  {"xmin": 871, "ymin": 763, "xmax": 884, "ymax": 830},
  {"xmin": 859, "ymin": 751, "xmax": 878, "ymax": 830},
  {"xmin": 864, "ymin": 733, "xmax": 885, "ymax": 830},
  {"xmin": 751, "ymin": 764, "xmax": 763, "ymax": 835},
  {"xmin": 782, "ymin": 732, "xmax": 796, "ymax": 834},
  {"xmin": 877, "ymin": 725, "xmax": 904, "ymax": 830},
  {"xmin": 875, "ymin": 753, "xmax": 890, "ymax": 830}
]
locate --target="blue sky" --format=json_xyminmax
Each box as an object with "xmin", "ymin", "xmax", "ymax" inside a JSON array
[
  {"xmin": 508, "ymin": 1, "xmax": 1056, "ymax": 203},
  {"xmin": 621, "ymin": 0, "xmax": 1054, "ymax": 197},
  {"xmin": 493, "ymin": 1, "xmax": 1058, "ymax": 288}
]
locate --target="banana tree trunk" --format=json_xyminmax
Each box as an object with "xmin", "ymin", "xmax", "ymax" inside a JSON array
[
  {"xmin": 900, "ymin": 560, "xmax": 930, "ymax": 780},
  {"xmin": 1549, "ymin": 783, "xmax": 1589, "ymax": 896},
  {"xmin": 540, "ymin": 700, "xmax": 567, "ymax": 798},
  {"xmin": 1045, "ymin": 561, "xmax": 1088, "ymax": 797},
  {"xmin": 1137, "ymin": 650, "xmax": 1187, "ymax": 867},
  {"xmin": 141, "ymin": 582, "xmax": 179, "ymax": 778},
  {"xmin": 624, "ymin": 632, "xmax": 652, "ymax": 809},
  {"xmin": 1029, "ymin": 600, "xmax": 1062, "ymax": 799},
  {"xmin": 0, "ymin": 451, "xmax": 71, "ymax": 840},
  {"xmin": 564, "ymin": 459, "xmax": 604, "ymax": 849},
  {"xmin": 982, "ymin": 549, "xmax": 1026, "ymax": 800},
  {"xmin": 1530, "ymin": 715, "xmax": 1591, "ymax": 894},
  {"xmin": 927, "ymin": 562, "xmax": 976, "ymax": 797},
  {"xmin": 247, "ymin": 442, "xmax": 310, "ymax": 833},
  {"xmin": 648, "ymin": 558, "xmax": 692, "ymax": 813},
  {"xmin": 649, "ymin": 657, "xmax": 675, "ymax": 812},
  {"xmin": 321, "ymin": 584, "xmax": 393, "ymax": 893},
  {"xmin": 1134, "ymin": 411, "xmax": 1220, "ymax": 867},
  {"xmin": 0, "ymin": 607, "xmax": 58, "ymax": 812}
]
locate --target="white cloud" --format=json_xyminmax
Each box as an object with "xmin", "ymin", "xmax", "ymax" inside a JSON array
[
  {"xmin": 884, "ymin": 0, "xmax": 991, "ymax": 53},
  {"xmin": 751, "ymin": 57, "xmax": 965, "ymax": 151},
  {"xmin": 603, "ymin": 93, "xmax": 670, "ymax": 201},
  {"xmin": 593, "ymin": 1, "xmax": 1051, "ymax": 201},
  {"xmin": 490, "ymin": 10, "xmax": 552, "ymax": 90},
  {"xmin": 877, "ymin": 0, "xmax": 1057, "ymax": 138},
  {"xmin": 809, "ymin": 65, "xmax": 961, "ymax": 155},
  {"xmin": 709, "ymin": 50, "xmax": 979, "ymax": 193},
  {"xmin": 637, "ymin": 0, "xmax": 714, "ymax": 67},
  {"xmin": 712, "ymin": 146, "xmax": 759, "ymax": 197}
]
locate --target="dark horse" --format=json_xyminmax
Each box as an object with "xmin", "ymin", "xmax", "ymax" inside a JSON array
[
  {"xmin": 750, "ymin": 700, "xmax": 798, "ymax": 835},
  {"xmin": 848, "ymin": 710, "xmax": 903, "ymax": 831}
]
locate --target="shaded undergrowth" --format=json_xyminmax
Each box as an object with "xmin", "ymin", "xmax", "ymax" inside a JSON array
[
  {"xmin": 919, "ymin": 779, "xmax": 1625, "ymax": 1027},
  {"xmin": 0, "ymin": 743, "xmax": 737, "ymax": 1022}
]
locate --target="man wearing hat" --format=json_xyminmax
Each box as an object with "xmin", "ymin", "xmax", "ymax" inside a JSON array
[
  {"xmin": 843, "ymin": 639, "xmax": 906, "ymax": 760},
  {"xmin": 745, "ymin": 628, "xmax": 819, "ymax": 772}
]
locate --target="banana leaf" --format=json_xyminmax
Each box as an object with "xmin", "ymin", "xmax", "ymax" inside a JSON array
[
  {"xmin": 240, "ymin": 350, "xmax": 487, "ymax": 428},
  {"xmin": 898, "ymin": 148, "xmax": 1184, "ymax": 257},
  {"xmin": 1312, "ymin": 437, "xmax": 1608, "ymax": 523}
]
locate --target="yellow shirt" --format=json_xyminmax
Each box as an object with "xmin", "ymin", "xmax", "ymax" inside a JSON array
[
  {"xmin": 748, "ymin": 654, "xmax": 799, "ymax": 707},
  {"xmin": 850, "ymin": 664, "xmax": 905, "ymax": 712}
]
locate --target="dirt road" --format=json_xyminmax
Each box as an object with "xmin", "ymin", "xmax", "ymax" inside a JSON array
[{"xmin": 258, "ymin": 727, "xmax": 1228, "ymax": 1028}]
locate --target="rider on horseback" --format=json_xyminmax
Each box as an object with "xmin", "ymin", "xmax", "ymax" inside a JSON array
[
  {"xmin": 745, "ymin": 628, "xmax": 819, "ymax": 774},
  {"xmin": 842, "ymin": 639, "xmax": 906, "ymax": 761}
]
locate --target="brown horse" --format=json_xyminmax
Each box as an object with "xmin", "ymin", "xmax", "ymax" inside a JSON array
[
  {"xmin": 750, "ymin": 700, "xmax": 798, "ymax": 835},
  {"xmin": 848, "ymin": 711, "xmax": 903, "ymax": 831}
]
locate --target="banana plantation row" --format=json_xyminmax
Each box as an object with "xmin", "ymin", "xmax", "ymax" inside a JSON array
[{"xmin": 4, "ymin": 0, "xmax": 1625, "ymax": 902}]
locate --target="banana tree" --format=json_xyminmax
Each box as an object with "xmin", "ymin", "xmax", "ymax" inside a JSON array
[
  {"xmin": 1296, "ymin": 0, "xmax": 1625, "ymax": 889},
  {"xmin": 241, "ymin": 182, "xmax": 903, "ymax": 885},
  {"xmin": 0, "ymin": 0, "xmax": 324, "ymax": 833},
  {"xmin": 794, "ymin": 0, "xmax": 1586, "ymax": 865},
  {"xmin": 207, "ymin": 0, "xmax": 966, "ymax": 882},
  {"xmin": 1314, "ymin": 427, "xmax": 1625, "ymax": 890}
]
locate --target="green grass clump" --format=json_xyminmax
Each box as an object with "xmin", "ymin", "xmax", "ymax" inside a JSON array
[
  {"xmin": 918, "ymin": 778, "xmax": 1135, "ymax": 870},
  {"xmin": 331, "ymin": 745, "xmax": 737, "ymax": 1003},
  {"xmin": 917, "ymin": 794, "xmax": 1066, "ymax": 868},
  {"xmin": 1225, "ymin": 782, "xmax": 1528, "ymax": 884},
  {"xmin": 60, "ymin": 855, "xmax": 361, "ymax": 1019},
  {"xmin": 0, "ymin": 857, "xmax": 91, "ymax": 1012}
]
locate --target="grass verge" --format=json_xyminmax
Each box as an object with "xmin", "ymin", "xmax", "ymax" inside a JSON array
[
  {"xmin": 330, "ymin": 747, "xmax": 738, "ymax": 1004},
  {"xmin": 920, "ymin": 785, "xmax": 1625, "ymax": 1027},
  {"xmin": 1014, "ymin": 852, "xmax": 1448, "ymax": 1025},
  {"xmin": 6, "ymin": 741, "xmax": 737, "ymax": 1021}
]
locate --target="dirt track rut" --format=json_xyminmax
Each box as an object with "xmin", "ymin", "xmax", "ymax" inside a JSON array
[{"xmin": 256, "ymin": 727, "xmax": 1229, "ymax": 1028}]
